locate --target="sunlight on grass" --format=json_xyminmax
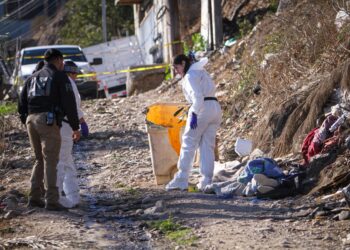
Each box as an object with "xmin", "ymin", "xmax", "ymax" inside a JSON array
[
  {"xmin": 148, "ymin": 217, "xmax": 198, "ymax": 246},
  {"xmin": 0, "ymin": 102, "xmax": 16, "ymax": 116}
]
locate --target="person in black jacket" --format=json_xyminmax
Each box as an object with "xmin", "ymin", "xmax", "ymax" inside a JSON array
[{"xmin": 18, "ymin": 48, "xmax": 80, "ymax": 211}]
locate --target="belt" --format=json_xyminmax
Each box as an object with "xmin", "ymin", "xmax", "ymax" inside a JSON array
[{"xmin": 204, "ymin": 97, "xmax": 218, "ymax": 101}]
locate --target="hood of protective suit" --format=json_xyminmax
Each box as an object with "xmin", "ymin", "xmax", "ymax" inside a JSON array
[{"xmin": 189, "ymin": 57, "xmax": 208, "ymax": 71}]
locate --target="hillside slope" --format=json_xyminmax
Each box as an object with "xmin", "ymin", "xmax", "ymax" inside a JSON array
[
  {"xmin": 208, "ymin": 0, "xmax": 350, "ymax": 159},
  {"xmin": 1, "ymin": 0, "xmax": 350, "ymax": 249}
]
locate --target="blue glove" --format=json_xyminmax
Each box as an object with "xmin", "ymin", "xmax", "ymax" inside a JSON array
[
  {"xmin": 190, "ymin": 112, "xmax": 197, "ymax": 130},
  {"xmin": 80, "ymin": 122, "xmax": 89, "ymax": 137}
]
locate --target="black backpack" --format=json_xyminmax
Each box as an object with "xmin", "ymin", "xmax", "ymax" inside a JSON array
[{"xmin": 256, "ymin": 171, "xmax": 306, "ymax": 199}]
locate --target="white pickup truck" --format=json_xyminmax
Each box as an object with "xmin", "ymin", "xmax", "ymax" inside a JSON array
[{"xmin": 11, "ymin": 45, "xmax": 103, "ymax": 98}]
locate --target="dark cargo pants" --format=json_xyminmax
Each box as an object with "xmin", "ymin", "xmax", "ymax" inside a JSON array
[{"xmin": 26, "ymin": 113, "xmax": 61, "ymax": 205}]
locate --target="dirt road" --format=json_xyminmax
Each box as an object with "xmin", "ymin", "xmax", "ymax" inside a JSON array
[{"xmin": 1, "ymin": 92, "xmax": 350, "ymax": 249}]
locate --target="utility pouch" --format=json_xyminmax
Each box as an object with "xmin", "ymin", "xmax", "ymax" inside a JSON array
[{"xmin": 46, "ymin": 112, "xmax": 55, "ymax": 126}]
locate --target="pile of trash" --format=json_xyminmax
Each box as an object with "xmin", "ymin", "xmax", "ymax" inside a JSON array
[{"xmin": 188, "ymin": 141, "xmax": 350, "ymax": 221}]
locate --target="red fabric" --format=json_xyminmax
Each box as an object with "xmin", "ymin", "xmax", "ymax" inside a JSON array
[
  {"xmin": 301, "ymin": 128, "xmax": 319, "ymax": 164},
  {"xmin": 307, "ymin": 141, "xmax": 322, "ymax": 162},
  {"xmin": 321, "ymin": 135, "xmax": 339, "ymax": 153},
  {"xmin": 301, "ymin": 129, "xmax": 339, "ymax": 166}
]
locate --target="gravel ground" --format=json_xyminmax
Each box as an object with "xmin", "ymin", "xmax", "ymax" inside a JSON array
[{"xmin": 0, "ymin": 88, "xmax": 349, "ymax": 249}]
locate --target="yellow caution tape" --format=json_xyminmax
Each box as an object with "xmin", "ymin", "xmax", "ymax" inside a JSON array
[
  {"xmin": 77, "ymin": 64, "xmax": 170, "ymax": 78},
  {"xmin": 21, "ymin": 53, "xmax": 84, "ymax": 59},
  {"xmin": 163, "ymin": 40, "xmax": 184, "ymax": 48},
  {"xmin": 22, "ymin": 55, "xmax": 45, "ymax": 59},
  {"xmin": 6, "ymin": 54, "xmax": 85, "ymax": 61},
  {"xmin": 6, "ymin": 50, "xmax": 174, "ymax": 78}
]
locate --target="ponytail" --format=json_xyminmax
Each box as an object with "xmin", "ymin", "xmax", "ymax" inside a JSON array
[{"xmin": 173, "ymin": 54, "xmax": 191, "ymax": 74}]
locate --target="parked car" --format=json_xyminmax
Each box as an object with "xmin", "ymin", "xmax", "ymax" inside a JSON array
[
  {"xmin": 82, "ymin": 36, "xmax": 144, "ymax": 99},
  {"xmin": 100, "ymin": 74, "xmax": 127, "ymax": 98},
  {"xmin": 10, "ymin": 45, "xmax": 102, "ymax": 99}
]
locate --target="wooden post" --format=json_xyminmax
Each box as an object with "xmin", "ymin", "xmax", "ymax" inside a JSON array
[
  {"xmin": 201, "ymin": 0, "xmax": 210, "ymax": 50},
  {"xmin": 163, "ymin": 0, "xmax": 181, "ymax": 63},
  {"xmin": 201, "ymin": 0, "xmax": 223, "ymax": 50},
  {"xmin": 162, "ymin": 0, "xmax": 172, "ymax": 63},
  {"xmin": 211, "ymin": 0, "xmax": 223, "ymax": 49},
  {"xmin": 170, "ymin": 0, "xmax": 182, "ymax": 57}
]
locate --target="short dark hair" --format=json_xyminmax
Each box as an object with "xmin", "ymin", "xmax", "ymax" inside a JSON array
[
  {"xmin": 64, "ymin": 60, "xmax": 79, "ymax": 74},
  {"xmin": 44, "ymin": 48, "xmax": 63, "ymax": 62},
  {"xmin": 173, "ymin": 54, "xmax": 191, "ymax": 74}
]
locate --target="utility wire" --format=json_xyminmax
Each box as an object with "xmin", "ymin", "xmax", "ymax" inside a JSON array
[
  {"xmin": 1, "ymin": 0, "xmax": 58, "ymax": 40},
  {"xmin": 0, "ymin": 0, "xmax": 24, "ymax": 5},
  {"xmin": 0, "ymin": 0, "xmax": 38, "ymax": 22}
]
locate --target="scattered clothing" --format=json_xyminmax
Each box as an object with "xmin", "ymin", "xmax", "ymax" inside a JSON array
[
  {"xmin": 252, "ymin": 174, "xmax": 279, "ymax": 194},
  {"xmin": 320, "ymin": 135, "xmax": 339, "ymax": 154},
  {"xmin": 237, "ymin": 157, "xmax": 285, "ymax": 184},
  {"xmin": 302, "ymin": 114, "xmax": 339, "ymax": 165},
  {"xmin": 312, "ymin": 115, "xmax": 338, "ymax": 145},
  {"xmin": 206, "ymin": 158, "xmax": 287, "ymax": 198},
  {"xmin": 301, "ymin": 128, "xmax": 319, "ymax": 165},
  {"xmin": 257, "ymin": 170, "xmax": 306, "ymax": 199}
]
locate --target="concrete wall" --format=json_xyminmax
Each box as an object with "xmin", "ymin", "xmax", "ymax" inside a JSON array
[
  {"xmin": 134, "ymin": 0, "xmax": 202, "ymax": 64},
  {"xmin": 126, "ymin": 64, "xmax": 165, "ymax": 96}
]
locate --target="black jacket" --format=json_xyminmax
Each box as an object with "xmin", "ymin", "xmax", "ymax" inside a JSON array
[{"xmin": 18, "ymin": 63, "xmax": 80, "ymax": 131}]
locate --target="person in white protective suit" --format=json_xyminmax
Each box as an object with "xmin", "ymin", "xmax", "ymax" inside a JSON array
[
  {"xmin": 166, "ymin": 54, "xmax": 222, "ymax": 191},
  {"xmin": 57, "ymin": 60, "xmax": 89, "ymax": 208}
]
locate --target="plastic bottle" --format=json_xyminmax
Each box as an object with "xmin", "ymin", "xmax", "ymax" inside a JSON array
[{"xmin": 329, "ymin": 114, "xmax": 347, "ymax": 132}]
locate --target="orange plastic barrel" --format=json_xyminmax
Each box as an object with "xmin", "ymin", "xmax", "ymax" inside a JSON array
[
  {"xmin": 145, "ymin": 103, "xmax": 188, "ymax": 185},
  {"xmin": 146, "ymin": 103, "xmax": 188, "ymax": 155}
]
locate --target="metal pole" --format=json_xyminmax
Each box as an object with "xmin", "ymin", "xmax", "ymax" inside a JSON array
[{"xmin": 102, "ymin": 0, "xmax": 107, "ymax": 43}]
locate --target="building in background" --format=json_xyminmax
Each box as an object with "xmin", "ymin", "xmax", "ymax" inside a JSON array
[
  {"xmin": 83, "ymin": 35, "xmax": 144, "ymax": 98},
  {"xmin": 115, "ymin": 0, "xmax": 222, "ymax": 64}
]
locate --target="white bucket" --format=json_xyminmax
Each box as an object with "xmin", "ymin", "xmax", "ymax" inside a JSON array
[{"xmin": 234, "ymin": 138, "xmax": 253, "ymax": 157}]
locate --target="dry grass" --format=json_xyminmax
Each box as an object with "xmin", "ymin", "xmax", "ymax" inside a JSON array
[
  {"xmin": 258, "ymin": 0, "xmax": 341, "ymax": 103},
  {"xmin": 244, "ymin": 0, "xmax": 350, "ymax": 155},
  {"xmin": 208, "ymin": 0, "xmax": 350, "ymax": 159}
]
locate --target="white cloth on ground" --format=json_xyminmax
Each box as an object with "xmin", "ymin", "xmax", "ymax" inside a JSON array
[{"xmin": 206, "ymin": 170, "xmax": 280, "ymax": 197}]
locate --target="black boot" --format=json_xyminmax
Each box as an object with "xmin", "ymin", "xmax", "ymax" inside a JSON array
[
  {"xmin": 27, "ymin": 199, "xmax": 45, "ymax": 208},
  {"xmin": 45, "ymin": 202, "xmax": 68, "ymax": 211}
]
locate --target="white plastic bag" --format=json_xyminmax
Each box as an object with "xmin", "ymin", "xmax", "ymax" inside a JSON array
[
  {"xmin": 335, "ymin": 10, "xmax": 350, "ymax": 31},
  {"xmin": 235, "ymin": 138, "xmax": 253, "ymax": 157}
]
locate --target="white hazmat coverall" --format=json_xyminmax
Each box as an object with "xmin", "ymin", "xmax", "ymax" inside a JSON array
[
  {"xmin": 166, "ymin": 58, "xmax": 222, "ymax": 191},
  {"xmin": 57, "ymin": 77, "xmax": 83, "ymax": 208}
]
